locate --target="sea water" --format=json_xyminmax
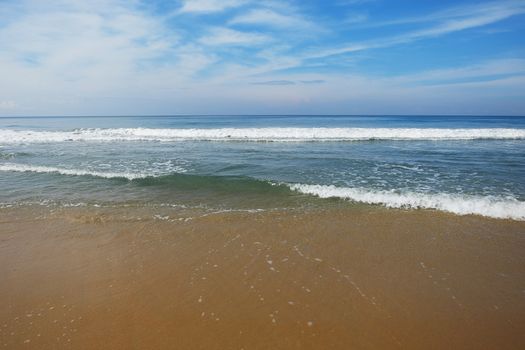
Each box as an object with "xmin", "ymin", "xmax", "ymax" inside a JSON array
[{"xmin": 0, "ymin": 115, "xmax": 524, "ymax": 220}]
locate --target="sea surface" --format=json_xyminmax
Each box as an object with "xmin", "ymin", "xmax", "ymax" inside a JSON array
[{"xmin": 0, "ymin": 115, "xmax": 524, "ymax": 220}]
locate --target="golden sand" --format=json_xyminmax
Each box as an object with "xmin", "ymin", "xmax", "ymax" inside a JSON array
[{"xmin": 1, "ymin": 206, "xmax": 524, "ymax": 349}]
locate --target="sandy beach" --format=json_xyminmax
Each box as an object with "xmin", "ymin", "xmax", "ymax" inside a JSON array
[{"xmin": 1, "ymin": 206, "xmax": 524, "ymax": 349}]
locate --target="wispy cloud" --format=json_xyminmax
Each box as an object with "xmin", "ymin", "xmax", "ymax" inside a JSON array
[
  {"xmin": 304, "ymin": 1, "xmax": 525, "ymax": 59},
  {"xmin": 251, "ymin": 80, "xmax": 295, "ymax": 86},
  {"xmin": 362, "ymin": 0, "xmax": 525, "ymax": 28},
  {"xmin": 229, "ymin": 8, "xmax": 318, "ymax": 30},
  {"xmin": 199, "ymin": 27, "xmax": 269, "ymax": 46},
  {"xmin": 300, "ymin": 80, "xmax": 326, "ymax": 84},
  {"xmin": 391, "ymin": 58, "xmax": 525, "ymax": 86},
  {"xmin": 178, "ymin": 0, "xmax": 248, "ymax": 14},
  {"xmin": 250, "ymin": 79, "xmax": 326, "ymax": 86}
]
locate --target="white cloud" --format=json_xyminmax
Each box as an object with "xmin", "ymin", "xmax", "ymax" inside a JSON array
[
  {"xmin": 0, "ymin": 0, "xmax": 219, "ymax": 115},
  {"xmin": 178, "ymin": 0, "xmax": 247, "ymax": 14},
  {"xmin": 229, "ymin": 8, "xmax": 316, "ymax": 30},
  {"xmin": 199, "ymin": 27, "xmax": 269, "ymax": 46},
  {"xmin": 0, "ymin": 2, "xmax": 177, "ymax": 71}
]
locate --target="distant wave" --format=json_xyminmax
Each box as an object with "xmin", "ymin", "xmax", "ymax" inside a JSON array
[
  {"xmin": 289, "ymin": 184, "xmax": 525, "ymax": 220},
  {"xmin": 1, "ymin": 127, "xmax": 525, "ymax": 143}
]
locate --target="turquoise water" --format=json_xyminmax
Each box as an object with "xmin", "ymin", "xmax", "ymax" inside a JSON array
[{"xmin": 1, "ymin": 115, "xmax": 524, "ymax": 219}]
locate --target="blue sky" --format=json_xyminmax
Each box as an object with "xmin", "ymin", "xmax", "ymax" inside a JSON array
[{"xmin": 0, "ymin": 0, "xmax": 524, "ymax": 115}]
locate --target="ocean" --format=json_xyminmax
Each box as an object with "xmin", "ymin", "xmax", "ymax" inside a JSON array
[{"xmin": 0, "ymin": 115, "xmax": 524, "ymax": 220}]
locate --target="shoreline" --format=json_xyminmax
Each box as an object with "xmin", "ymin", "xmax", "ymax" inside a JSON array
[{"xmin": 1, "ymin": 206, "xmax": 525, "ymax": 349}]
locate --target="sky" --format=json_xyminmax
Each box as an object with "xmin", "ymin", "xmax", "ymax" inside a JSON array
[{"xmin": 0, "ymin": 0, "xmax": 524, "ymax": 116}]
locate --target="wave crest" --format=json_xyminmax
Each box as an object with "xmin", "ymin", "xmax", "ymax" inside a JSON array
[
  {"xmin": 0, "ymin": 163, "xmax": 164, "ymax": 180},
  {"xmin": 2, "ymin": 162, "xmax": 524, "ymax": 220},
  {"xmin": 1, "ymin": 127, "xmax": 524, "ymax": 143},
  {"xmin": 289, "ymin": 184, "xmax": 525, "ymax": 220}
]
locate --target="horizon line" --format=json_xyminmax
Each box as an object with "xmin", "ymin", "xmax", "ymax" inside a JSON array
[{"xmin": 1, "ymin": 114, "xmax": 525, "ymax": 118}]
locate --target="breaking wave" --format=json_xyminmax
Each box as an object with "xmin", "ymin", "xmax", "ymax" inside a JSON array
[
  {"xmin": 289, "ymin": 184, "xmax": 525, "ymax": 220},
  {"xmin": 1, "ymin": 127, "xmax": 525, "ymax": 143},
  {"xmin": 2, "ymin": 162, "xmax": 524, "ymax": 220},
  {"xmin": 0, "ymin": 163, "xmax": 174, "ymax": 180}
]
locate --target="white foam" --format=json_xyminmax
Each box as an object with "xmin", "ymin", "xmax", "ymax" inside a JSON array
[
  {"xmin": 0, "ymin": 163, "xmax": 151, "ymax": 180},
  {"xmin": 1, "ymin": 127, "xmax": 524, "ymax": 143},
  {"xmin": 289, "ymin": 184, "xmax": 525, "ymax": 220}
]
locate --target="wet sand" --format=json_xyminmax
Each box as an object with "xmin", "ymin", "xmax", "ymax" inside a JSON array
[{"xmin": 1, "ymin": 206, "xmax": 525, "ymax": 349}]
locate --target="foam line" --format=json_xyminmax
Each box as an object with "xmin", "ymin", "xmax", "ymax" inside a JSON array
[
  {"xmin": 1, "ymin": 127, "xmax": 524, "ymax": 143},
  {"xmin": 289, "ymin": 183, "xmax": 525, "ymax": 220},
  {"xmin": 0, "ymin": 163, "xmax": 149, "ymax": 180}
]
